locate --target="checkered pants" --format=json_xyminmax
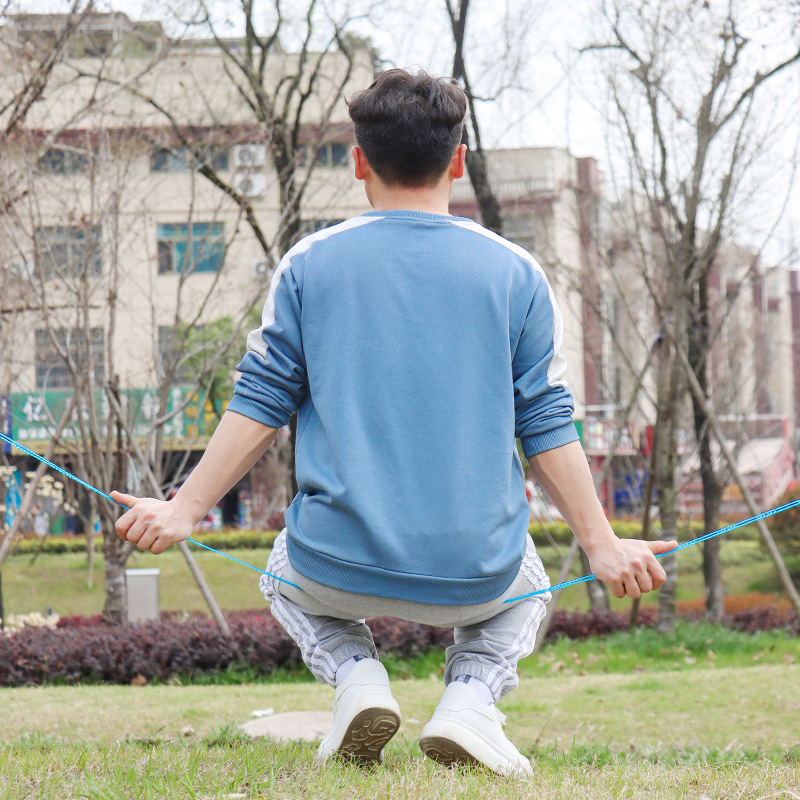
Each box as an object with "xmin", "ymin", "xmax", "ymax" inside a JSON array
[{"xmin": 261, "ymin": 530, "xmax": 550, "ymax": 702}]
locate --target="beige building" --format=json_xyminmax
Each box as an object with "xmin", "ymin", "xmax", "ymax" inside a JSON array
[
  {"xmin": 604, "ymin": 194, "xmax": 799, "ymax": 514},
  {"xmin": 6, "ymin": 13, "xmax": 797, "ymax": 521},
  {"xmin": 449, "ymin": 147, "xmax": 604, "ymax": 421},
  {"xmin": 1, "ymin": 13, "xmax": 374, "ymax": 463}
]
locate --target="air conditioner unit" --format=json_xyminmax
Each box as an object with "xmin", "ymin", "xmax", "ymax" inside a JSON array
[
  {"xmin": 252, "ymin": 258, "xmax": 271, "ymax": 278},
  {"xmin": 233, "ymin": 144, "xmax": 267, "ymax": 168},
  {"xmin": 234, "ymin": 171, "xmax": 267, "ymax": 197}
]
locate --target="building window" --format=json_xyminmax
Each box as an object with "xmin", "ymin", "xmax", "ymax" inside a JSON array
[
  {"xmin": 37, "ymin": 147, "xmax": 90, "ymax": 175},
  {"xmin": 34, "ymin": 225, "xmax": 102, "ymax": 278},
  {"xmin": 157, "ymin": 223, "xmax": 225, "ymax": 274},
  {"xmin": 35, "ymin": 328, "xmax": 105, "ymax": 390},
  {"xmin": 297, "ymin": 143, "xmax": 350, "ymax": 169},
  {"xmin": 150, "ymin": 146, "xmax": 228, "ymax": 172}
]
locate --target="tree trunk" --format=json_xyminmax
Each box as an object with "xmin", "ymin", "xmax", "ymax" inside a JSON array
[
  {"xmin": 464, "ymin": 138, "xmax": 503, "ymax": 236},
  {"xmin": 654, "ymin": 335, "xmax": 682, "ymax": 632},
  {"xmin": 688, "ymin": 269, "xmax": 725, "ymax": 619},
  {"xmin": 250, "ymin": 435, "xmax": 293, "ymax": 529},
  {"xmin": 102, "ymin": 529, "xmax": 129, "ymax": 624},
  {"xmin": 580, "ymin": 548, "xmax": 610, "ymax": 611},
  {"xmin": 676, "ymin": 341, "xmax": 800, "ymax": 619},
  {"xmin": 86, "ymin": 507, "xmax": 96, "ymax": 590},
  {"xmin": 702, "ymin": 537, "xmax": 724, "ymax": 618},
  {"xmin": 448, "ymin": 0, "xmax": 503, "ymax": 237}
]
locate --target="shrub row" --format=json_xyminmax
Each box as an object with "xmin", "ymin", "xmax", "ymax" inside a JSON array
[
  {"xmin": 530, "ymin": 520, "xmax": 759, "ymax": 546},
  {"xmin": 0, "ymin": 612, "xmax": 452, "ymax": 687},
  {"xmin": 9, "ymin": 519, "xmax": 759, "ymax": 558},
  {"xmin": 7, "ymin": 528, "xmax": 282, "ymax": 556},
  {"xmin": 2, "ymin": 604, "xmax": 795, "ymax": 688}
]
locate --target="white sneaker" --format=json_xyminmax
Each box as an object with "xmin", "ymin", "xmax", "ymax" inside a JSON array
[
  {"xmin": 316, "ymin": 658, "xmax": 401, "ymax": 763},
  {"xmin": 419, "ymin": 682, "xmax": 532, "ymax": 776}
]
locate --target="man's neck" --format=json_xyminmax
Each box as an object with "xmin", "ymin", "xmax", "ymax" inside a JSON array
[{"xmin": 368, "ymin": 184, "xmax": 453, "ymax": 216}]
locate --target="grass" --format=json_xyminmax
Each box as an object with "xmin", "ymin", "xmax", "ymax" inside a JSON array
[
  {"xmin": 2, "ymin": 664, "xmax": 799, "ymax": 798},
  {"xmin": 0, "ymin": 539, "xmax": 788, "ymax": 618},
  {"xmin": 0, "ymin": 543, "xmax": 273, "ymax": 618},
  {"xmin": 2, "ymin": 738, "xmax": 798, "ymax": 800}
]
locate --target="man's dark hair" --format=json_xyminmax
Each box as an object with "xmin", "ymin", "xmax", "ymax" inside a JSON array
[{"xmin": 347, "ymin": 69, "xmax": 467, "ymax": 187}]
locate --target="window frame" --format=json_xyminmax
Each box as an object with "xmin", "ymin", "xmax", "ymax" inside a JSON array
[
  {"xmin": 33, "ymin": 225, "xmax": 103, "ymax": 278},
  {"xmin": 156, "ymin": 222, "xmax": 226, "ymax": 275},
  {"xmin": 34, "ymin": 327, "xmax": 105, "ymax": 390},
  {"xmin": 150, "ymin": 146, "xmax": 229, "ymax": 173}
]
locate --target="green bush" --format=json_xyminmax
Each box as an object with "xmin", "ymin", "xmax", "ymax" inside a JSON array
[
  {"xmin": 529, "ymin": 518, "xmax": 761, "ymax": 545},
  {"xmin": 6, "ymin": 528, "xmax": 281, "ymax": 557},
  {"xmin": 6, "ymin": 515, "xmax": 757, "ymax": 559},
  {"xmin": 528, "ymin": 519, "xmax": 710, "ymax": 544}
]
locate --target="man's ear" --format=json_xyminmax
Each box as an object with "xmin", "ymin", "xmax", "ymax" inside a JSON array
[
  {"xmin": 450, "ymin": 143, "xmax": 467, "ymax": 180},
  {"xmin": 353, "ymin": 146, "xmax": 369, "ymax": 181}
]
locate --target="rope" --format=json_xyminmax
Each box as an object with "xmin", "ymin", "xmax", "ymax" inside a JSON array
[
  {"xmin": 503, "ymin": 498, "xmax": 800, "ymax": 603},
  {"xmin": 3, "ymin": 430, "xmax": 797, "ymax": 606},
  {"xmin": 0, "ymin": 431, "xmax": 300, "ymax": 591}
]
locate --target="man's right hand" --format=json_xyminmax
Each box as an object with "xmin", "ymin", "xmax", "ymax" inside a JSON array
[{"xmin": 112, "ymin": 491, "xmax": 194, "ymax": 555}]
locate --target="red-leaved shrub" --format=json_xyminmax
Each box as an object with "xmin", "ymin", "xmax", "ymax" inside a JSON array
[{"xmin": 1, "ymin": 604, "xmax": 795, "ymax": 688}]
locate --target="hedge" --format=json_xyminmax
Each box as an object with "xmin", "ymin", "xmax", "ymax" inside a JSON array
[
  {"xmin": 6, "ymin": 528, "xmax": 282, "ymax": 556},
  {"xmin": 5, "ymin": 520, "xmax": 759, "ymax": 558},
  {"xmin": 1, "ymin": 604, "xmax": 796, "ymax": 688}
]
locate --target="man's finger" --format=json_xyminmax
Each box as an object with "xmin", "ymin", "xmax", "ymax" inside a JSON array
[
  {"xmin": 123, "ymin": 518, "xmax": 147, "ymax": 544},
  {"xmin": 648, "ymin": 540, "xmax": 678, "ymax": 555},
  {"xmin": 636, "ymin": 570, "xmax": 653, "ymax": 594},
  {"xmin": 150, "ymin": 535, "xmax": 172, "ymax": 556},
  {"xmin": 648, "ymin": 558, "xmax": 667, "ymax": 589},
  {"xmin": 622, "ymin": 575, "xmax": 641, "ymax": 600},
  {"xmin": 110, "ymin": 490, "xmax": 138, "ymax": 510},
  {"xmin": 136, "ymin": 529, "xmax": 158, "ymax": 552},
  {"xmin": 609, "ymin": 579, "xmax": 626, "ymax": 599}
]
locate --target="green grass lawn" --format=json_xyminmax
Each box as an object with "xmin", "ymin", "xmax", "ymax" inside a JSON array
[
  {"xmin": 0, "ymin": 539, "xmax": 786, "ymax": 619},
  {"xmin": 2, "ymin": 664, "xmax": 799, "ymax": 799},
  {"xmin": 0, "ymin": 544, "xmax": 274, "ymax": 618}
]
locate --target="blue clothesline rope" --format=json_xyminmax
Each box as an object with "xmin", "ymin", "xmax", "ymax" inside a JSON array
[
  {"xmin": 0, "ymin": 431, "xmax": 301, "ymax": 591},
  {"xmin": 2, "ymin": 430, "xmax": 797, "ymax": 605}
]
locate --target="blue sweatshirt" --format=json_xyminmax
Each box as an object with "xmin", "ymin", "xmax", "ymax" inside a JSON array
[{"xmin": 228, "ymin": 210, "xmax": 578, "ymax": 605}]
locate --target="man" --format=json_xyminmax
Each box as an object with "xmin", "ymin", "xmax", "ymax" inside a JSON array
[{"xmin": 114, "ymin": 69, "xmax": 675, "ymax": 776}]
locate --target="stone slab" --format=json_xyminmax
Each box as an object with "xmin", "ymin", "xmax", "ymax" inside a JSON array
[{"xmin": 240, "ymin": 710, "xmax": 333, "ymax": 742}]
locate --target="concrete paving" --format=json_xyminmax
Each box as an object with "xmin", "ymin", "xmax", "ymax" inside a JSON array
[{"xmin": 240, "ymin": 710, "xmax": 333, "ymax": 742}]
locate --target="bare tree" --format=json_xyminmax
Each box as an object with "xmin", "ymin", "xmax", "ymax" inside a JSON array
[
  {"xmin": 585, "ymin": 0, "xmax": 800, "ymax": 623},
  {"xmin": 445, "ymin": 0, "xmax": 502, "ymax": 235},
  {"xmin": 2, "ymin": 122, "xmax": 260, "ymax": 624},
  {"xmin": 71, "ymin": 0, "xmax": 376, "ymax": 507},
  {"xmin": 1, "ymin": 6, "xmax": 376, "ymax": 623}
]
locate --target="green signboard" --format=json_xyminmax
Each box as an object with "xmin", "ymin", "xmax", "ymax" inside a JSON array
[{"xmin": 9, "ymin": 387, "xmax": 222, "ymax": 453}]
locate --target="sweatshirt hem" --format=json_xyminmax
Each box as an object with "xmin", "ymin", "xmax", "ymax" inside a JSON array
[{"xmin": 286, "ymin": 536, "xmax": 520, "ymax": 606}]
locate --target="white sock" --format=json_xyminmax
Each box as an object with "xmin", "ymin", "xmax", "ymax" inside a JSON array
[
  {"xmin": 455, "ymin": 675, "xmax": 495, "ymax": 706},
  {"xmin": 335, "ymin": 655, "xmax": 367, "ymax": 685}
]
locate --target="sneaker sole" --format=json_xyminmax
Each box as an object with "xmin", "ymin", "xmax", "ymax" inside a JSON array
[
  {"xmin": 419, "ymin": 724, "xmax": 532, "ymax": 776},
  {"xmin": 337, "ymin": 708, "xmax": 401, "ymax": 762},
  {"xmin": 419, "ymin": 735, "xmax": 480, "ymax": 768}
]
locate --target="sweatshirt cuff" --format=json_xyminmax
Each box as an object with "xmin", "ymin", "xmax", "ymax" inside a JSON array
[
  {"xmin": 521, "ymin": 421, "xmax": 580, "ymax": 458},
  {"xmin": 226, "ymin": 395, "xmax": 289, "ymax": 429}
]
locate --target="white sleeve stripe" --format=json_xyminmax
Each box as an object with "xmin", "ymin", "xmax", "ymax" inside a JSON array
[
  {"xmin": 447, "ymin": 218, "xmax": 569, "ymax": 389},
  {"xmin": 246, "ymin": 215, "xmax": 384, "ymax": 359}
]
